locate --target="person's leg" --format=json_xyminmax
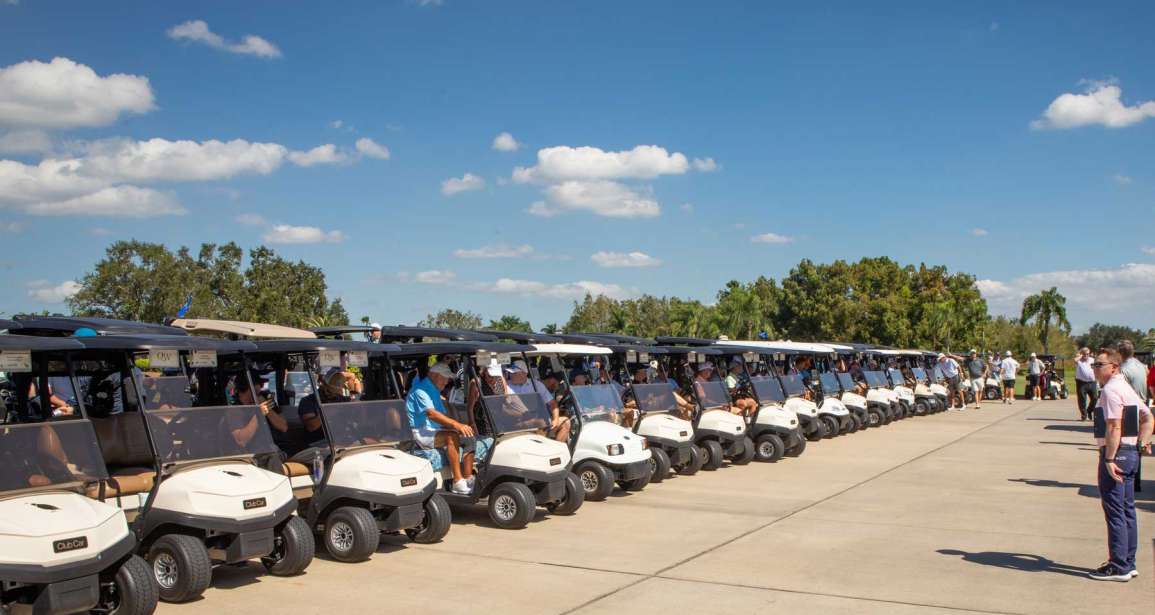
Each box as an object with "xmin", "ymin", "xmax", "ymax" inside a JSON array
[
  {"xmin": 435, "ymin": 431, "xmax": 463, "ymax": 483},
  {"xmin": 972, "ymin": 378, "xmax": 983, "ymax": 408},
  {"xmin": 1120, "ymin": 450, "xmax": 1138, "ymax": 572},
  {"xmin": 1098, "ymin": 452, "xmax": 1130, "ymax": 571}
]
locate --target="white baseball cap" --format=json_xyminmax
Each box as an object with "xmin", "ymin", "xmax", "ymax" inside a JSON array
[
  {"xmin": 428, "ymin": 362, "xmax": 454, "ymax": 379},
  {"xmin": 369, "ymin": 322, "xmax": 381, "ymax": 330},
  {"xmin": 697, "ymin": 362, "xmax": 715, "ymax": 372},
  {"xmin": 485, "ymin": 360, "xmax": 503, "ymax": 378},
  {"xmin": 506, "ymin": 360, "xmax": 528, "ymax": 374},
  {"xmin": 1005, "ymin": 350, "xmax": 1012, "ymax": 357},
  {"xmin": 1030, "ymin": 352, "xmax": 1037, "ymax": 358}
]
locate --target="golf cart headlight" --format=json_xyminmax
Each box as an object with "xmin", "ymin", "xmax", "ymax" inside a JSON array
[{"xmin": 606, "ymin": 444, "xmax": 624, "ymax": 456}]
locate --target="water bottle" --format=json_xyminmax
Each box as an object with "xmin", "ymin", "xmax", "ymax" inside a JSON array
[{"xmin": 311, "ymin": 450, "xmax": 323, "ymax": 484}]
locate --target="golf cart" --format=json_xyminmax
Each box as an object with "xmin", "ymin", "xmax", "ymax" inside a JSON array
[
  {"xmin": 390, "ymin": 342, "xmax": 580, "ymax": 529},
  {"xmin": 248, "ymin": 339, "xmax": 451, "ymax": 562},
  {"xmin": 721, "ymin": 341, "xmax": 838, "ymax": 439},
  {"xmin": 0, "ymin": 334, "xmax": 159, "ymax": 615},
  {"xmin": 903, "ymin": 353, "xmax": 945, "ymax": 414},
  {"xmin": 375, "ymin": 326, "xmax": 499, "ymax": 344},
  {"xmin": 656, "ymin": 344, "xmax": 752, "ymax": 468},
  {"xmin": 523, "ymin": 343, "xmax": 653, "ymax": 499},
  {"xmin": 1037, "ymin": 355, "xmax": 1069, "ymax": 400}
]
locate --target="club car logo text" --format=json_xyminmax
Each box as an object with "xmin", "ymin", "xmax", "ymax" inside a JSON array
[
  {"xmin": 53, "ymin": 536, "xmax": 88, "ymax": 553},
  {"xmin": 242, "ymin": 497, "xmax": 267, "ymax": 510},
  {"xmin": 549, "ymin": 457, "xmax": 562, "ymax": 466},
  {"xmin": 400, "ymin": 477, "xmax": 418, "ymax": 487}
]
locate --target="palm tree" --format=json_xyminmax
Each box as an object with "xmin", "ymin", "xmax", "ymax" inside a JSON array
[{"xmin": 1020, "ymin": 287, "xmax": 1072, "ymax": 354}]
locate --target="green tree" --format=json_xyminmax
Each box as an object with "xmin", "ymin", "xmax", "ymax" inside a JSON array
[
  {"xmin": 419, "ymin": 308, "xmax": 483, "ymax": 330},
  {"xmin": 1074, "ymin": 323, "xmax": 1144, "ymax": 351},
  {"xmin": 488, "ymin": 314, "xmax": 534, "ymax": 333},
  {"xmin": 540, "ymin": 323, "xmax": 560, "ymax": 334},
  {"xmin": 1019, "ymin": 287, "xmax": 1072, "ymax": 354}
]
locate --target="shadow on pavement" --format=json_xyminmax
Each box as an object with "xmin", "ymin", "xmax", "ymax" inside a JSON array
[
  {"xmin": 1037, "ymin": 441, "xmax": 1099, "ymax": 451},
  {"xmin": 1026, "ymin": 418, "xmax": 1083, "ymax": 422},
  {"xmin": 1043, "ymin": 424, "xmax": 1094, "ymax": 433},
  {"xmin": 1008, "ymin": 478, "xmax": 1099, "ymax": 498},
  {"xmin": 937, "ymin": 549, "xmax": 1094, "ymax": 578}
]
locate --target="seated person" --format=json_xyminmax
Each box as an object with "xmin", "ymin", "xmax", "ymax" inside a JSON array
[
  {"xmin": 406, "ymin": 362, "xmax": 475, "ymax": 495},
  {"xmin": 295, "ymin": 370, "xmax": 357, "ymax": 448},
  {"xmin": 693, "ymin": 362, "xmax": 736, "ymax": 414},
  {"xmin": 537, "ymin": 370, "xmax": 571, "ymax": 442},
  {"xmin": 28, "ymin": 379, "xmax": 74, "ymax": 417},
  {"xmin": 724, "ymin": 360, "xmax": 758, "ymax": 417},
  {"xmin": 506, "ymin": 360, "xmax": 567, "ymax": 441},
  {"xmin": 232, "ymin": 373, "xmax": 288, "ymax": 447}
]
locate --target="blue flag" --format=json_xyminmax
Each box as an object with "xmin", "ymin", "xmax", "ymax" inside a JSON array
[{"xmin": 175, "ymin": 295, "xmax": 193, "ymax": 318}]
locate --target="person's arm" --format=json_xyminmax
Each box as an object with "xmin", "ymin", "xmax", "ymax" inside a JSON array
[
  {"xmin": 1138, "ymin": 410, "xmax": 1153, "ymax": 454},
  {"xmin": 230, "ymin": 414, "xmax": 259, "ymax": 448},
  {"xmin": 261, "ymin": 400, "xmax": 288, "ymax": 432},
  {"xmin": 427, "ymin": 407, "xmax": 474, "ymax": 437}
]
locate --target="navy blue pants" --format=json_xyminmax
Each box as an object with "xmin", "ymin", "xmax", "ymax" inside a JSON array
[{"xmin": 1098, "ymin": 445, "xmax": 1139, "ymax": 571}]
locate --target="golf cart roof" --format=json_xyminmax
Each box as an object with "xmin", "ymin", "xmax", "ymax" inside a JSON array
[
  {"xmin": 657, "ymin": 345, "xmax": 723, "ymax": 356},
  {"xmin": 653, "ymin": 336, "xmax": 718, "ymax": 346},
  {"xmin": 526, "ymin": 343, "xmax": 612, "ymax": 356},
  {"xmin": 579, "ymin": 333, "xmax": 657, "ymax": 345},
  {"xmin": 169, "ymin": 318, "xmax": 316, "ymax": 339},
  {"xmin": 0, "ymin": 319, "xmax": 21, "ymax": 331},
  {"xmin": 309, "ymin": 325, "xmax": 375, "ymax": 338},
  {"xmin": 252, "ymin": 339, "xmax": 399, "ymax": 353},
  {"xmin": 601, "ymin": 343, "xmax": 669, "ymax": 355},
  {"xmin": 387, "ymin": 341, "xmax": 528, "ymax": 358},
  {"xmin": 716, "ymin": 340, "xmax": 814, "ymax": 354},
  {"xmin": 478, "ymin": 330, "xmax": 564, "ymax": 344},
  {"xmin": 11, "ymin": 316, "xmax": 188, "ymax": 337},
  {"xmin": 0, "ymin": 335, "xmax": 83, "ymax": 351},
  {"xmin": 73, "ymin": 335, "xmax": 256, "ymax": 353},
  {"xmin": 378, "ymin": 326, "xmax": 498, "ymax": 342},
  {"xmin": 555, "ymin": 333, "xmax": 615, "ymax": 345},
  {"xmin": 705, "ymin": 342, "xmax": 778, "ymax": 356}
]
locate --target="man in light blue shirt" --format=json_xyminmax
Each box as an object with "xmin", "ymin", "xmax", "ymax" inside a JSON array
[{"xmin": 406, "ymin": 362, "xmax": 474, "ymax": 494}]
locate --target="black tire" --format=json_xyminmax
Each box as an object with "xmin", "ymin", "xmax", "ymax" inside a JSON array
[
  {"xmin": 819, "ymin": 415, "xmax": 839, "ymax": 438},
  {"xmin": 867, "ymin": 407, "xmax": 884, "ymax": 428},
  {"xmin": 850, "ymin": 414, "xmax": 863, "ymax": 432},
  {"xmin": 806, "ymin": 419, "xmax": 826, "ymax": 441},
  {"xmin": 754, "ymin": 433, "xmax": 785, "ymax": 462},
  {"xmin": 146, "ymin": 534, "xmax": 211, "ymax": 604},
  {"xmin": 838, "ymin": 416, "xmax": 853, "ymax": 433},
  {"xmin": 700, "ymin": 440, "xmax": 725, "ymax": 471},
  {"xmin": 677, "ymin": 445, "xmax": 703, "ymax": 476},
  {"xmin": 914, "ymin": 400, "xmax": 929, "ymax": 416},
  {"xmin": 487, "ymin": 482, "xmax": 536, "ymax": 529},
  {"xmin": 647, "ymin": 447, "xmax": 671, "ymax": 483},
  {"xmin": 784, "ymin": 434, "xmax": 807, "ymax": 457},
  {"xmin": 97, "ymin": 554, "xmax": 158, "ymax": 615},
  {"xmin": 730, "ymin": 436, "xmax": 756, "ymax": 465},
  {"xmin": 620, "ymin": 466, "xmax": 651, "ymax": 491},
  {"xmin": 546, "ymin": 472, "xmax": 585, "ymax": 515},
  {"xmin": 406, "ymin": 494, "xmax": 453, "ymax": 543},
  {"xmin": 576, "ymin": 461, "xmax": 615, "ymax": 501},
  {"xmin": 324, "ymin": 506, "xmax": 379, "ymax": 563},
  {"xmin": 263, "ymin": 515, "xmax": 314, "ymax": 575}
]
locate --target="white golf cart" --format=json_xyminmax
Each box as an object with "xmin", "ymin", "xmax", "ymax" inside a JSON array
[{"xmin": 657, "ymin": 345, "xmax": 752, "ymax": 469}]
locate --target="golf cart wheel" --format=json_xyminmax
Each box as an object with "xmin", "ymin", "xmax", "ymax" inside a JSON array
[
  {"xmin": 839, "ymin": 416, "xmax": 853, "ymax": 433},
  {"xmin": 984, "ymin": 389, "xmax": 999, "ymax": 401},
  {"xmin": 263, "ymin": 515, "xmax": 315, "ymax": 575},
  {"xmin": 1060, "ymin": 391, "xmax": 1068, "ymax": 399},
  {"xmin": 406, "ymin": 494, "xmax": 453, "ymax": 543},
  {"xmin": 806, "ymin": 420, "xmax": 826, "ymax": 441},
  {"xmin": 822, "ymin": 416, "xmax": 839, "ymax": 438},
  {"xmin": 700, "ymin": 440, "xmax": 725, "ymax": 471},
  {"xmin": 147, "ymin": 534, "xmax": 211, "ymax": 603},
  {"xmin": 866, "ymin": 408, "xmax": 883, "ymax": 428},
  {"xmin": 547, "ymin": 473, "xmax": 585, "ymax": 515},
  {"xmin": 648, "ymin": 448, "xmax": 671, "ymax": 483},
  {"xmin": 620, "ymin": 467, "xmax": 651, "ymax": 492},
  {"xmin": 784, "ymin": 435, "xmax": 807, "ymax": 457},
  {"xmin": 730, "ymin": 436, "xmax": 756, "ymax": 465},
  {"xmin": 576, "ymin": 461, "xmax": 615, "ymax": 501},
  {"xmin": 914, "ymin": 401, "xmax": 929, "ymax": 416},
  {"xmin": 324, "ymin": 506, "xmax": 379, "ymax": 563},
  {"xmin": 754, "ymin": 433, "xmax": 785, "ymax": 462},
  {"xmin": 98, "ymin": 554, "xmax": 158, "ymax": 615},
  {"xmin": 488, "ymin": 482, "xmax": 536, "ymax": 529},
  {"xmin": 677, "ymin": 446, "xmax": 703, "ymax": 475},
  {"xmin": 850, "ymin": 414, "xmax": 863, "ymax": 432}
]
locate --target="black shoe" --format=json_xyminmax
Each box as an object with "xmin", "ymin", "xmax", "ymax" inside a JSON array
[
  {"xmin": 1098, "ymin": 561, "xmax": 1139, "ymax": 578},
  {"xmin": 1088, "ymin": 563, "xmax": 1132, "ymax": 581}
]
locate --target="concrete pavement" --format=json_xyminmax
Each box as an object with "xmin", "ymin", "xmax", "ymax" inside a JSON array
[{"xmin": 164, "ymin": 399, "xmax": 1153, "ymax": 615}]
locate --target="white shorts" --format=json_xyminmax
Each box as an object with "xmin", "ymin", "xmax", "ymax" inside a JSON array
[{"xmin": 971, "ymin": 378, "xmax": 985, "ymax": 393}]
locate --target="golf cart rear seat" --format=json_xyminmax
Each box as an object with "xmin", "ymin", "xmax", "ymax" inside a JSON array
[
  {"xmin": 89, "ymin": 413, "xmax": 157, "ymax": 498},
  {"xmin": 283, "ymin": 461, "xmax": 310, "ymax": 476}
]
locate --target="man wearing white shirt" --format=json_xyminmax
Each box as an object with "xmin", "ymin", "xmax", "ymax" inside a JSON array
[
  {"xmin": 1075, "ymin": 347, "xmax": 1098, "ymax": 421},
  {"xmin": 999, "ymin": 351, "xmax": 1019, "ymax": 404}
]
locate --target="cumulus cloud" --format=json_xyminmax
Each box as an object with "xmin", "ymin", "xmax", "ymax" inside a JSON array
[
  {"xmin": 78, "ymin": 138, "xmax": 291, "ymax": 181},
  {"xmin": 354, "ymin": 137, "xmax": 390, "ymax": 160},
  {"xmin": 0, "ymin": 57, "xmax": 155, "ymax": 128},
  {"xmin": 167, "ymin": 20, "xmax": 282, "ymax": 59},
  {"xmin": 1113, "ymin": 174, "xmax": 1133, "ymax": 185},
  {"xmin": 492, "ymin": 132, "xmax": 521, "ymax": 152},
  {"xmin": 414, "ymin": 270, "xmax": 457, "ymax": 285},
  {"xmin": 27, "ymin": 280, "xmax": 81, "ymax": 303},
  {"xmin": 453, "ymin": 244, "xmax": 534, "ymax": 259},
  {"xmin": 441, "ymin": 172, "xmax": 485, "ymax": 196},
  {"xmin": 692, "ymin": 157, "xmax": 718, "ymax": 172},
  {"xmin": 0, "ymin": 130, "xmax": 52, "ymax": 154},
  {"xmin": 591, "ymin": 250, "xmax": 662, "ymax": 268},
  {"xmin": 1141, "ymin": 247, "xmax": 1155, "ymax": 256},
  {"xmin": 979, "ymin": 263, "xmax": 1155, "ymax": 326},
  {"xmin": 22, "ymin": 186, "xmax": 184, "ymax": 217},
  {"xmin": 1, "ymin": 221, "xmax": 22, "ymax": 233},
  {"xmin": 235, "ymin": 213, "xmax": 266, "ymax": 226},
  {"xmin": 512, "ymin": 145, "xmax": 694, "ymax": 183},
  {"xmin": 262, "ymin": 224, "xmax": 344, "ymax": 244},
  {"xmin": 528, "ymin": 180, "xmax": 660, "ymax": 218},
  {"xmin": 473, "ymin": 278, "xmax": 639, "ymax": 300},
  {"xmin": 1032, "ymin": 82, "xmax": 1155, "ymax": 130},
  {"xmin": 287, "ymin": 144, "xmax": 347, "ymax": 167},
  {"xmin": 972, "ymin": 228, "xmax": 989, "ymax": 237},
  {"xmin": 750, "ymin": 232, "xmax": 794, "ymax": 244}
]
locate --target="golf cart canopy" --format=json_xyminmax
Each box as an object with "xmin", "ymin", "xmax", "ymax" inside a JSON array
[
  {"xmin": 555, "ymin": 333, "xmax": 616, "ymax": 345},
  {"xmin": 578, "ymin": 333, "xmax": 657, "ymax": 345},
  {"xmin": 73, "ymin": 334, "xmax": 256, "ymax": 353},
  {"xmin": 387, "ymin": 341, "xmax": 527, "ymax": 358},
  {"xmin": 169, "ymin": 318, "xmax": 316, "ymax": 339},
  {"xmin": 716, "ymin": 340, "xmax": 806, "ymax": 355},
  {"xmin": 602, "ymin": 343, "xmax": 669, "ymax": 355},
  {"xmin": 0, "ymin": 318, "xmax": 21, "ymax": 331},
  {"xmin": 657, "ymin": 345, "xmax": 723, "ymax": 356},
  {"xmin": 653, "ymin": 336, "xmax": 717, "ymax": 346},
  {"xmin": 252, "ymin": 339, "xmax": 397, "ymax": 353},
  {"xmin": 309, "ymin": 325, "xmax": 376, "ymax": 338},
  {"xmin": 11, "ymin": 315, "xmax": 188, "ymax": 337},
  {"xmin": 526, "ymin": 343, "xmax": 612, "ymax": 356},
  {"xmin": 0, "ymin": 335, "xmax": 83, "ymax": 351},
  {"xmin": 377, "ymin": 326, "xmax": 497, "ymax": 342},
  {"xmin": 478, "ymin": 330, "xmax": 563, "ymax": 344}
]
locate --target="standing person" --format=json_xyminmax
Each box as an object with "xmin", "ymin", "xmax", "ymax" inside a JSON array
[
  {"xmin": 965, "ymin": 350, "xmax": 986, "ymax": 410},
  {"xmin": 1027, "ymin": 353, "xmax": 1046, "ymax": 402},
  {"xmin": 368, "ymin": 322, "xmax": 382, "ymax": 342},
  {"xmin": 1117, "ymin": 341, "xmax": 1149, "ymax": 402},
  {"xmin": 1147, "ymin": 361, "xmax": 1155, "ymax": 406},
  {"xmin": 1074, "ymin": 348, "xmax": 1098, "ymax": 420},
  {"xmin": 999, "ymin": 351, "xmax": 1020, "ymax": 404},
  {"xmin": 938, "ymin": 354, "xmax": 963, "ymax": 409},
  {"xmin": 1087, "ymin": 347, "xmax": 1153, "ymax": 581}
]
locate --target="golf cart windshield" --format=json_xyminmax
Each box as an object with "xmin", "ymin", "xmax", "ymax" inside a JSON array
[
  {"xmin": 0, "ymin": 420, "xmax": 108, "ymax": 493},
  {"xmin": 888, "ymin": 369, "xmax": 906, "ymax": 386},
  {"xmin": 912, "ymin": 368, "xmax": 929, "ymax": 383},
  {"xmin": 750, "ymin": 375, "xmax": 785, "ymax": 403},
  {"xmin": 864, "ymin": 371, "xmax": 888, "ymax": 388},
  {"xmin": 322, "ymin": 399, "xmax": 411, "ymax": 449},
  {"xmin": 694, "ymin": 380, "xmax": 731, "ymax": 410},
  {"xmin": 482, "ymin": 393, "xmax": 550, "ymax": 434},
  {"xmin": 569, "ymin": 384, "xmax": 627, "ymax": 424},
  {"xmin": 779, "ymin": 374, "xmax": 806, "ymax": 397},
  {"xmin": 631, "ymin": 383, "xmax": 678, "ymax": 414},
  {"xmin": 819, "ymin": 372, "xmax": 841, "ymax": 393},
  {"xmin": 836, "ymin": 372, "xmax": 858, "ymax": 390},
  {"xmin": 141, "ymin": 374, "xmax": 278, "ymax": 462},
  {"xmin": 932, "ymin": 367, "xmax": 945, "ymax": 382}
]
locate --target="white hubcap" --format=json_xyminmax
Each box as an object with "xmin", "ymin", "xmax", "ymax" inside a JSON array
[
  {"xmin": 153, "ymin": 553, "xmax": 178, "ymax": 589},
  {"xmin": 494, "ymin": 494, "xmax": 517, "ymax": 521},
  {"xmin": 329, "ymin": 521, "xmax": 355, "ymax": 552}
]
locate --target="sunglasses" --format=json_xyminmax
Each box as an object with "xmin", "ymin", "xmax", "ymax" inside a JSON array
[{"xmin": 1091, "ymin": 362, "xmax": 1117, "ymax": 369}]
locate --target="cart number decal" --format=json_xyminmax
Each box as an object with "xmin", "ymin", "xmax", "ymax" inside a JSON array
[
  {"xmin": 53, "ymin": 536, "xmax": 88, "ymax": 553},
  {"xmin": 639, "ymin": 352, "xmax": 650, "ymax": 362},
  {"xmin": 347, "ymin": 351, "xmax": 368, "ymax": 367},
  {"xmin": 401, "ymin": 477, "xmax": 418, "ymax": 487},
  {"xmin": 680, "ymin": 431, "xmax": 688, "ymax": 436},
  {"xmin": 0, "ymin": 350, "xmax": 32, "ymax": 372},
  {"xmin": 743, "ymin": 352, "xmax": 757, "ymax": 362},
  {"xmin": 148, "ymin": 349, "xmax": 180, "ymax": 368},
  {"xmin": 496, "ymin": 353, "xmax": 512, "ymax": 365},
  {"xmin": 243, "ymin": 497, "xmax": 267, "ymax": 510},
  {"xmin": 188, "ymin": 350, "xmax": 217, "ymax": 368},
  {"xmin": 318, "ymin": 350, "xmax": 341, "ymax": 368},
  {"xmin": 549, "ymin": 457, "xmax": 562, "ymax": 466}
]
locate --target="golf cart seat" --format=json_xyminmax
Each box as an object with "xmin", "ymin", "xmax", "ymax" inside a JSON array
[
  {"xmin": 91, "ymin": 413, "xmax": 154, "ymax": 467},
  {"xmin": 86, "ymin": 469, "xmax": 155, "ymax": 498},
  {"xmin": 283, "ymin": 461, "xmax": 310, "ymax": 477}
]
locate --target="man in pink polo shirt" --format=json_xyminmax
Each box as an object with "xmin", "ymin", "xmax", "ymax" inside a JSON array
[{"xmin": 1088, "ymin": 347, "xmax": 1153, "ymax": 581}]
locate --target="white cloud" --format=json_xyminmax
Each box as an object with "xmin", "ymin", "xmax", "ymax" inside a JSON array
[
  {"xmin": 1113, "ymin": 174, "xmax": 1133, "ymax": 185},
  {"xmin": 1032, "ymin": 83, "xmax": 1155, "ymax": 130},
  {"xmin": 441, "ymin": 172, "xmax": 485, "ymax": 196},
  {"xmin": 88, "ymin": 227, "xmax": 111, "ymax": 236},
  {"xmin": 591, "ymin": 250, "xmax": 662, "ymax": 268},
  {"xmin": 979, "ymin": 263, "xmax": 1155, "ymax": 326},
  {"xmin": 414, "ymin": 270, "xmax": 456, "ymax": 285},
  {"xmin": 78, "ymin": 137, "xmax": 291, "ymax": 181},
  {"xmin": 262, "ymin": 224, "xmax": 344, "ymax": 244},
  {"xmin": 473, "ymin": 278, "xmax": 639, "ymax": 300},
  {"xmin": 167, "ymin": 20, "xmax": 282, "ymax": 59},
  {"xmin": 972, "ymin": 228, "xmax": 989, "ymax": 237},
  {"xmin": 27, "ymin": 280, "xmax": 81, "ymax": 303},
  {"xmin": 0, "ymin": 57, "xmax": 155, "ymax": 129},
  {"xmin": 680, "ymin": 203, "xmax": 694, "ymax": 213},
  {"xmin": 235, "ymin": 213, "xmax": 266, "ymax": 226},
  {"xmin": 0, "ymin": 129, "xmax": 52, "ymax": 154},
  {"xmin": 1, "ymin": 220, "xmax": 22, "ymax": 233},
  {"xmin": 492, "ymin": 132, "xmax": 521, "ymax": 152},
  {"xmin": 1141, "ymin": 246, "xmax": 1155, "ymax": 255},
  {"xmin": 354, "ymin": 137, "xmax": 390, "ymax": 160},
  {"xmin": 530, "ymin": 180, "xmax": 660, "ymax": 218},
  {"xmin": 751, "ymin": 232, "xmax": 794, "ymax": 244},
  {"xmin": 692, "ymin": 157, "xmax": 718, "ymax": 172},
  {"xmin": 416, "ymin": 0, "xmax": 443, "ymax": 5},
  {"xmin": 513, "ymin": 145, "xmax": 694, "ymax": 183},
  {"xmin": 453, "ymin": 244, "xmax": 534, "ymax": 259},
  {"xmin": 22, "ymin": 186, "xmax": 184, "ymax": 217},
  {"xmin": 287, "ymin": 143, "xmax": 347, "ymax": 167},
  {"xmin": 0, "ymin": 158, "xmax": 109, "ymax": 205}
]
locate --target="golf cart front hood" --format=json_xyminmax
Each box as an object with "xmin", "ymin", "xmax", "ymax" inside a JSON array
[
  {"xmin": 754, "ymin": 403, "xmax": 798, "ymax": 429},
  {"xmin": 818, "ymin": 397, "xmax": 850, "ymax": 416},
  {"xmin": 784, "ymin": 397, "xmax": 819, "ymax": 417},
  {"xmin": 326, "ymin": 448, "xmax": 436, "ymax": 496},
  {"xmin": 636, "ymin": 413, "xmax": 694, "ymax": 443},
  {"xmin": 696, "ymin": 408, "xmax": 747, "ymax": 436},
  {"xmin": 490, "ymin": 434, "xmax": 571, "ymax": 475},
  {"xmin": 151, "ymin": 461, "xmax": 293, "ymax": 522},
  {"xmin": 840, "ymin": 392, "xmax": 867, "ymax": 409},
  {"xmin": 0, "ymin": 491, "xmax": 130, "ymax": 567},
  {"xmin": 893, "ymin": 386, "xmax": 915, "ymax": 402},
  {"xmin": 573, "ymin": 421, "xmax": 650, "ymax": 465}
]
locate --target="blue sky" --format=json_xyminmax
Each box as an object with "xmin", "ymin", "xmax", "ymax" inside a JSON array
[{"xmin": 1, "ymin": 0, "xmax": 1153, "ymax": 331}]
